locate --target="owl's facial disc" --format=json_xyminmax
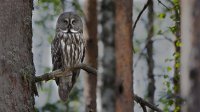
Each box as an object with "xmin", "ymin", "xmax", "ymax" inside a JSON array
[
  {"xmin": 61, "ymin": 18, "xmax": 79, "ymax": 33},
  {"xmin": 68, "ymin": 19, "xmax": 79, "ymax": 33}
]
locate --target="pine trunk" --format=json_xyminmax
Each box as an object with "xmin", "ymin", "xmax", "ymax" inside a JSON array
[
  {"xmin": 115, "ymin": 0, "xmax": 133, "ymax": 112},
  {"xmin": 84, "ymin": 0, "xmax": 98, "ymax": 111},
  {"xmin": 181, "ymin": 0, "xmax": 200, "ymax": 111},
  {"xmin": 0, "ymin": 0, "xmax": 36, "ymax": 111}
]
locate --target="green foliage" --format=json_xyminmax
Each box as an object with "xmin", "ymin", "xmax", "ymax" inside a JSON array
[
  {"xmin": 159, "ymin": 72, "xmax": 174, "ymax": 112},
  {"xmin": 166, "ymin": 66, "xmax": 172, "ymax": 72},
  {"xmin": 169, "ymin": 26, "xmax": 177, "ymax": 34},
  {"xmin": 175, "ymin": 40, "xmax": 182, "ymax": 47},
  {"xmin": 157, "ymin": 0, "xmax": 182, "ymax": 112}
]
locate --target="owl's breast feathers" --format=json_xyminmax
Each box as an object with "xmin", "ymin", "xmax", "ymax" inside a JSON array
[
  {"xmin": 51, "ymin": 32, "xmax": 85, "ymax": 101},
  {"xmin": 52, "ymin": 32, "xmax": 85, "ymax": 69}
]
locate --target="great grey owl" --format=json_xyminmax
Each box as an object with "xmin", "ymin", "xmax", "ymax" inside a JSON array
[{"xmin": 51, "ymin": 12, "xmax": 85, "ymax": 101}]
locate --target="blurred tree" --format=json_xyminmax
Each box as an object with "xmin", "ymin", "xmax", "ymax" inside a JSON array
[
  {"xmin": 115, "ymin": 0, "xmax": 133, "ymax": 112},
  {"xmin": 0, "ymin": 0, "xmax": 36, "ymax": 111},
  {"xmin": 83, "ymin": 0, "xmax": 98, "ymax": 112},
  {"xmin": 181, "ymin": 0, "xmax": 200, "ymax": 111},
  {"xmin": 98, "ymin": 0, "xmax": 116, "ymax": 112},
  {"xmin": 146, "ymin": 0, "xmax": 155, "ymax": 109}
]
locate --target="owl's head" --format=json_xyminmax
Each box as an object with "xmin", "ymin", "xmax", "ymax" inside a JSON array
[{"xmin": 56, "ymin": 12, "xmax": 83, "ymax": 33}]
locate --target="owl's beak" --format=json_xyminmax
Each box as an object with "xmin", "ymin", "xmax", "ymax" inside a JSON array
[{"xmin": 66, "ymin": 25, "xmax": 78, "ymax": 33}]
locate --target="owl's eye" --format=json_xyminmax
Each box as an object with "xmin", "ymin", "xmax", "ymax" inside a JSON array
[
  {"xmin": 71, "ymin": 19, "xmax": 76, "ymax": 25},
  {"xmin": 64, "ymin": 19, "xmax": 68, "ymax": 24}
]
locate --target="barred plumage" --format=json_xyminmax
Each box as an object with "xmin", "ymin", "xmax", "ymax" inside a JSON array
[{"xmin": 51, "ymin": 12, "xmax": 85, "ymax": 102}]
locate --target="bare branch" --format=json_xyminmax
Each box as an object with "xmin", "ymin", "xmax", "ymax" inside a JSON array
[
  {"xmin": 34, "ymin": 63, "xmax": 97, "ymax": 82},
  {"xmin": 156, "ymin": 0, "xmax": 170, "ymax": 10},
  {"xmin": 132, "ymin": 0, "xmax": 151, "ymax": 33},
  {"xmin": 134, "ymin": 94, "xmax": 163, "ymax": 112},
  {"xmin": 134, "ymin": 36, "xmax": 174, "ymax": 68}
]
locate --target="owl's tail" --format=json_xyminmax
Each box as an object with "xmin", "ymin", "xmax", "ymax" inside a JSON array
[{"xmin": 57, "ymin": 71, "xmax": 79, "ymax": 102}]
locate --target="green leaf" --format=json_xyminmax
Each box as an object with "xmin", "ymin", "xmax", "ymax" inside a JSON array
[
  {"xmin": 169, "ymin": 26, "xmax": 177, "ymax": 34},
  {"xmin": 158, "ymin": 13, "xmax": 166, "ymax": 19},
  {"xmin": 167, "ymin": 66, "xmax": 172, "ymax": 72},
  {"xmin": 175, "ymin": 63, "xmax": 180, "ymax": 68},
  {"xmin": 174, "ymin": 106, "xmax": 181, "ymax": 112},
  {"xmin": 176, "ymin": 41, "xmax": 182, "ymax": 47},
  {"xmin": 174, "ymin": 52, "xmax": 180, "ymax": 59}
]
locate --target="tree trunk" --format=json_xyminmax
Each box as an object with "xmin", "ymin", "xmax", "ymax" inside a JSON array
[
  {"xmin": 0, "ymin": 0, "xmax": 36, "ymax": 111},
  {"xmin": 98, "ymin": 0, "xmax": 116, "ymax": 112},
  {"xmin": 83, "ymin": 0, "xmax": 97, "ymax": 112},
  {"xmin": 146, "ymin": 0, "xmax": 155, "ymax": 108},
  {"xmin": 181, "ymin": 0, "xmax": 200, "ymax": 111},
  {"xmin": 115, "ymin": 0, "xmax": 133, "ymax": 112}
]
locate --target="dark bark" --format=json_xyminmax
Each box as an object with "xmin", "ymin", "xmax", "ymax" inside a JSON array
[
  {"xmin": 84, "ymin": 0, "xmax": 97, "ymax": 112},
  {"xmin": 0, "ymin": 0, "xmax": 36, "ymax": 111},
  {"xmin": 98, "ymin": 0, "xmax": 116, "ymax": 112},
  {"xmin": 146, "ymin": 0, "xmax": 155, "ymax": 108},
  {"xmin": 115, "ymin": 0, "xmax": 133, "ymax": 112},
  {"xmin": 181, "ymin": 0, "xmax": 200, "ymax": 111}
]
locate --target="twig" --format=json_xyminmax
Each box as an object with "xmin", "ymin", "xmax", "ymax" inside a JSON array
[
  {"xmin": 132, "ymin": 0, "xmax": 151, "ymax": 33},
  {"xmin": 134, "ymin": 38, "xmax": 151, "ymax": 68},
  {"xmin": 34, "ymin": 63, "xmax": 96, "ymax": 82},
  {"xmin": 134, "ymin": 36, "xmax": 173, "ymax": 68},
  {"xmin": 134, "ymin": 94, "xmax": 163, "ymax": 112},
  {"xmin": 133, "ymin": 0, "xmax": 170, "ymax": 33},
  {"xmin": 157, "ymin": 0, "xmax": 170, "ymax": 10}
]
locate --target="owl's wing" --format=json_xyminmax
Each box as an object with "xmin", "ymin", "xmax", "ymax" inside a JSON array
[
  {"xmin": 81, "ymin": 42, "xmax": 85, "ymax": 63},
  {"xmin": 51, "ymin": 36, "xmax": 62, "ymax": 84}
]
